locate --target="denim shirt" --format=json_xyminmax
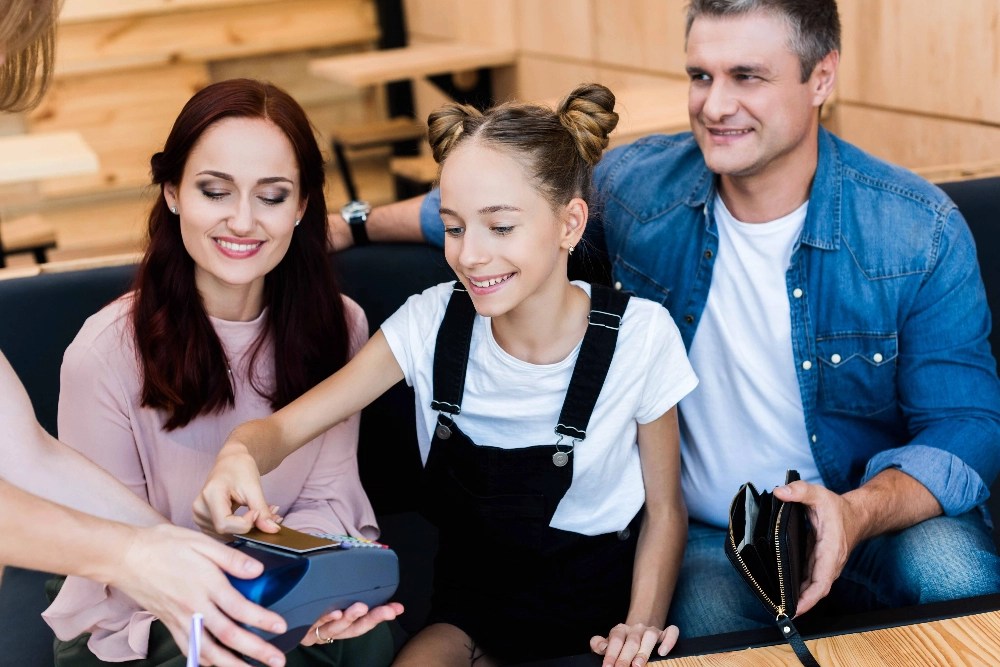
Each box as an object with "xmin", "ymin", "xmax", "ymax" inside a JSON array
[{"xmin": 418, "ymin": 128, "xmax": 1000, "ymax": 515}]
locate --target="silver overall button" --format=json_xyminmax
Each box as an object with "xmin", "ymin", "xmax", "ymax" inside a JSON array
[
  {"xmin": 435, "ymin": 423, "xmax": 452, "ymax": 439},
  {"xmin": 552, "ymin": 451, "xmax": 569, "ymax": 467}
]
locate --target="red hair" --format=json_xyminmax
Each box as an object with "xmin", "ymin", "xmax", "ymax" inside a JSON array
[{"xmin": 133, "ymin": 78, "xmax": 349, "ymax": 430}]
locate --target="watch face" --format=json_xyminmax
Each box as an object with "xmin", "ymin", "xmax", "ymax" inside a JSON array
[{"xmin": 342, "ymin": 201, "xmax": 371, "ymax": 223}]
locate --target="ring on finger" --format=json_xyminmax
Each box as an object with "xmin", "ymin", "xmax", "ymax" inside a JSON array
[{"xmin": 315, "ymin": 626, "xmax": 335, "ymax": 645}]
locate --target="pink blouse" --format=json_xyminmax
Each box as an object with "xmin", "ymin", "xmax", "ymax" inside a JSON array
[{"xmin": 42, "ymin": 294, "xmax": 377, "ymax": 661}]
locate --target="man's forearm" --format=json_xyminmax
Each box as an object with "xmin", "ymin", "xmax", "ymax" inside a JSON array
[
  {"xmin": 328, "ymin": 195, "xmax": 426, "ymax": 250},
  {"xmin": 844, "ymin": 468, "xmax": 943, "ymax": 542}
]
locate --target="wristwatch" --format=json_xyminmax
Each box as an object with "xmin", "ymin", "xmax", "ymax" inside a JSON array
[{"xmin": 341, "ymin": 200, "xmax": 371, "ymax": 246}]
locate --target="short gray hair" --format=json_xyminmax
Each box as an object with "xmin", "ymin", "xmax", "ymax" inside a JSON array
[{"xmin": 685, "ymin": 0, "xmax": 841, "ymax": 83}]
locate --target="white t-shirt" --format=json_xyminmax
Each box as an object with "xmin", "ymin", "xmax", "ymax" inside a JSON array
[
  {"xmin": 680, "ymin": 195, "xmax": 821, "ymax": 528},
  {"xmin": 381, "ymin": 281, "xmax": 698, "ymax": 535}
]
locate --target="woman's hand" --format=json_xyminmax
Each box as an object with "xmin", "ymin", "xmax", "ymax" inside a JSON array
[
  {"xmin": 115, "ymin": 523, "xmax": 288, "ymax": 667},
  {"xmin": 591, "ymin": 623, "xmax": 679, "ymax": 667},
  {"xmin": 299, "ymin": 601, "xmax": 405, "ymax": 646},
  {"xmin": 193, "ymin": 441, "xmax": 282, "ymax": 535}
]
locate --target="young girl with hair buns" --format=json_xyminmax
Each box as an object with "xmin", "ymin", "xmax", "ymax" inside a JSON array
[{"xmin": 195, "ymin": 83, "xmax": 697, "ymax": 667}]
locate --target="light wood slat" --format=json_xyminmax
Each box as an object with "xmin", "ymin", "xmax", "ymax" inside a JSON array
[
  {"xmin": 658, "ymin": 610, "xmax": 1000, "ymax": 666},
  {"xmin": 1, "ymin": 215, "xmax": 57, "ymax": 253},
  {"xmin": 309, "ymin": 43, "xmax": 517, "ymax": 88},
  {"xmin": 59, "ymin": 0, "xmax": 277, "ymax": 24},
  {"xmin": 0, "ymin": 132, "xmax": 99, "ymax": 185},
  {"xmin": 331, "ymin": 118, "xmax": 426, "ymax": 149},
  {"xmin": 55, "ymin": 0, "xmax": 379, "ymax": 76}
]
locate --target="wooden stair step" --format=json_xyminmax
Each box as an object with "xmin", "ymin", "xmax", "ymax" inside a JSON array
[
  {"xmin": 389, "ymin": 154, "xmax": 439, "ymax": 185},
  {"xmin": 309, "ymin": 42, "xmax": 516, "ymax": 87},
  {"xmin": 1, "ymin": 215, "xmax": 57, "ymax": 253},
  {"xmin": 330, "ymin": 117, "xmax": 426, "ymax": 150}
]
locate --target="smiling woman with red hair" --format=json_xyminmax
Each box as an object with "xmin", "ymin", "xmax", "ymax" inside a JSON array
[{"xmin": 42, "ymin": 79, "xmax": 400, "ymax": 667}]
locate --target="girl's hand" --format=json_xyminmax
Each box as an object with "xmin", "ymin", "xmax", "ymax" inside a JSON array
[
  {"xmin": 193, "ymin": 441, "xmax": 281, "ymax": 535},
  {"xmin": 300, "ymin": 601, "xmax": 405, "ymax": 645},
  {"xmin": 591, "ymin": 623, "xmax": 679, "ymax": 667}
]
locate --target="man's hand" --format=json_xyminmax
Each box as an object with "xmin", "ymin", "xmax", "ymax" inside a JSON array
[
  {"xmin": 772, "ymin": 480, "xmax": 866, "ymax": 615},
  {"xmin": 114, "ymin": 523, "xmax": 288, "ymax": 667},
  {"xmin": 773, "ymin": 470, "xmax": 942, "ymax": 616}
]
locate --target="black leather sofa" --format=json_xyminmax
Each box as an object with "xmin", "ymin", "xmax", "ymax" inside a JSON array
[{"xmin": 0, "ymin": 176, "xmax": 997, "ymax": 665}]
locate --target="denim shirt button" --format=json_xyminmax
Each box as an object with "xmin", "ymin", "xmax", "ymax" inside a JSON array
[
  {"xmin": 811, "ymin": 434, "xmax": 817, "ymax": 443},
  {"xmin": 704, "ymin": 249, "xmax": 714, "ymax": 259},
  {"xmin": 614, "ymin": 281, "xmax": 622, "ymax": 290},
  {"xmin": 802, "ymin": 360, "xmax": 813, "ymax": 370},
  {"xmin": 792, "ymin": 288, "xmax": 803, "ymax": 298},
  {"xmin": 873, "ymin": 352, "xmax": 884, "ymax": 363},
  {"xmin": 831, "ymin": 353, "xmax": 842, "ymax": 364},
  {"xmin": 684, "ymin": 314, "xmax": 695, "ymax": 324}
]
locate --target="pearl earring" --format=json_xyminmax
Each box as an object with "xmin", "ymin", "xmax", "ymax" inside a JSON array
[
  {"xmin": 170, "ymin": 206, "xmax": 177, "ymax": 215},
  {"xmin": 294, "ymin": 219, "xmax": 301, "ymax": 227}
]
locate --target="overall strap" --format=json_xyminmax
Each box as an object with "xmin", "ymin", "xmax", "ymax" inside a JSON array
[
  {"xmin": 555, "ymin": 285, "xmax": 631, "ymax": 440},
  {"xmin": 430, "ymin": 282, "xmax": 476, "ymax": 416}
]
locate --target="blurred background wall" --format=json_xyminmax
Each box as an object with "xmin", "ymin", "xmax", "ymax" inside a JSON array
[{"xmin": 1, "ymin": 0, "xmax": 997, "ymax": 269}]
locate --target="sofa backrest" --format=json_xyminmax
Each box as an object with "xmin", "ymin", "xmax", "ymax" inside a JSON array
[{"xmin": 938, "ymin": 177, "xmax": 1000, "ymax": 362}]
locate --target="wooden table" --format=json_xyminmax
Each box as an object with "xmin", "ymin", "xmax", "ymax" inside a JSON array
[
  {"xmin": 659, "ymin": 610, "xmax": 1000, "ymax": 666},
  {"xmin": 518, "ymin": 595, "xmax": 1000, "ymax": 667}
]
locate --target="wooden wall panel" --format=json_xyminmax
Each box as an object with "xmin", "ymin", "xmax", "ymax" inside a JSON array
[
  {"xmin": 516, "ymin": 0, "xmax": 593, "ymax": 60},
  {"xmin": 593, "ymin": 0, "xmax": 687, "ymax": 75},
  {"xmin": 28, "ymin": 64, "xmax": 210, "ymax": 196},
  {"xmin": 405, "ymin": 0, "xmax": 517, "ymax": 47},
  {"xmin": 55, "ymin": 0, "xmax": 379, "ymax": 76},
  {"xmin": 509, "ymin": 55, "xmax": 598, "ymax": 106},
  {"xmin": 830, "ymin": 105, "xmax": 1000, "ymax": 170},
  {"xmin": 838, "ymin": 0, "xmax": 1000, "ymax": 124}
]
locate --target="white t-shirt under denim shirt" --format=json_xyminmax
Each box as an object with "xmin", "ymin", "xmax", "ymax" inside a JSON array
[
  {"xmin": 381, "ymin": 281, "xmax": 698, "ymax": 536},
  {"xmin": 680, "ymin": 195, "xmax": 822, "ymax": 529}
]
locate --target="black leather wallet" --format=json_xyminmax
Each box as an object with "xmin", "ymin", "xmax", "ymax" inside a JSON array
[{"xmin": 725, "ymin": 469, "xmax": 820, "ymax": 666}]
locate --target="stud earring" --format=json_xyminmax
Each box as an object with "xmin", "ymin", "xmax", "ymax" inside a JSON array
[
  {"xmin": 170, "ymin": 206, "xmax": 177, "ymax": 215},
  {"xmin": 294, "ymin": 219, "xmax": 301, "ymax": 227},
  {"xmin": 568, "ymin": 244, "xmax": 575, "ymax": 256}
]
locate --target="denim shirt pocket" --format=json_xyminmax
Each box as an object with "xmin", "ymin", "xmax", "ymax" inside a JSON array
[{"xmin": 816, "ymin": 333, "xmax": 898, "ymax": 416}]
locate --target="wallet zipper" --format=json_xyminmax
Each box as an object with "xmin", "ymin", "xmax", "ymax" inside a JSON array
[
  {"xmin": 774, "ymin": 503, "xmax": 788, "ymax": 621},
  {"xmin": 727, "ymin": 528, "xmax": 783, "ymax": 617}
]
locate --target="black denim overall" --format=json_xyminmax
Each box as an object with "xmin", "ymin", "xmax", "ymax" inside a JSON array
[{"xmin": 422, "ymin": 282, "xmax": 641, "ymax": 662}]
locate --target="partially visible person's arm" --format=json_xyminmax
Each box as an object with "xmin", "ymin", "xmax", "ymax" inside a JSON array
[
  {"xmin": 0, "ymin": 353, "xmax": 289, "ymax": 666},
  {"xmin": 0, "ymin": 479, "xmax": 289, "ymax": 667},
  {"xmin": 0, "ymin": 352, "xmax": 159, "ymax": 525},
  {"xmin": 327, "ymin": 195, "xmax": 426, "ymax": 250}
]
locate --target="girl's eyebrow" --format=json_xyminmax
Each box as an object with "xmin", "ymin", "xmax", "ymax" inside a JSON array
[
  {"xmin": 439, "ymin": 204, "xmax": 522, "ymax": 218},
  {"xmin": 479, "ymin": 204, "xmax": 521, "ymax": 214}
]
